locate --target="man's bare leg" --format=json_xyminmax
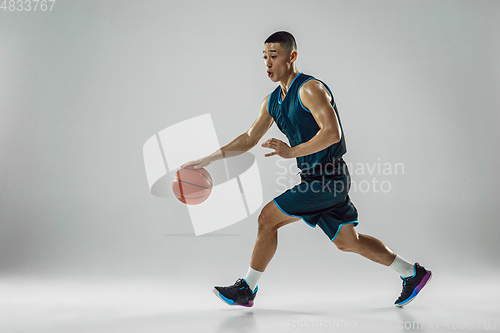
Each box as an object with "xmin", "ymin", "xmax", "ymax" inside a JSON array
[
  {"xmin": 332, "ymin": 223, "xmax": 432, "ymax": 307},
  {"xmin": 250, "ymin": 200, "xmax": 300, "ymax": 272},
  {"xmin": 332, "ymin": 223, "xmax": 396, "ymax": 265},
  {"xmin": 213, "ymin": 200, "xmax": 299, "ymax": 306}
]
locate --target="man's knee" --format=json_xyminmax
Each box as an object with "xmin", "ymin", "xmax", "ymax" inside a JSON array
[
  {"xmin": 334, "ymin": 239, "xmax": 351, "ymax": 252},
  {"xmin": 257, "ymin": 201, "xmax": 299, "ymax": 233},
  {"xmin": 333, "ymin": 236, "xmax": 359, "ymax": 252},
  {"xmin": 332, "ymin": 224, "xmax": 360, "ymax": 252},
  {"xmin": 258, "ymin": 210, "xmax": 276, "ymax": 232}
]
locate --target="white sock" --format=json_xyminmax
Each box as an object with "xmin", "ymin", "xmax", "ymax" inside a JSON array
[
  {"xmin": 244, "ymin": 267, "xmax": 263, "ymax": 291},
  {"xmin": 389, "ymin": 254, "xmax": 415, "ymax": 278}
]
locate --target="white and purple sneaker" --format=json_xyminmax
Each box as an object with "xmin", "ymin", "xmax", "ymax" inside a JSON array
[
  {"xmin": 213, "ymin": 278, "xmax": 258, "ymax": 307},
  {"xmin": 395, "ymin": 263, "xmax": 432, "ymax": 307}
]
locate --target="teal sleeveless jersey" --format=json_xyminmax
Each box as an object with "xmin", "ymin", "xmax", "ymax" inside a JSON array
[{"xmin": 267, "ymin": 73, "xmax": 347, "ymax": 172}]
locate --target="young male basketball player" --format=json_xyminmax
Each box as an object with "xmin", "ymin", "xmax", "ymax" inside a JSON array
[{"xmin": 181, "ymin": 31, "xmax": 431, "ymax": 307}]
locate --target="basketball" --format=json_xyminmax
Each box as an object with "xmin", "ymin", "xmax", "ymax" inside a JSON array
[{"xmin": 172, "ymin": 167, "xmax": 213, "ymax": 205}]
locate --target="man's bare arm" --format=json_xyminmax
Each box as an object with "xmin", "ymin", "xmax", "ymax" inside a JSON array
[
  {"xmin": 182, "ymin": 95, "xmax": 274, "ymax": 168},
  {"xmin": 291, "ymin": 80, "xmax": 341, "ymax": 157},
  {"xmin": 261, "ymin": 80, "xmax": 341, "ymax": 159}
]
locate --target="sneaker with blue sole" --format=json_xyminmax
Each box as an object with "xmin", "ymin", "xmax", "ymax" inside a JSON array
[
  {"xmin": 395, "ymin": 262, "xmax": 432, "ymax": 307},
  {"xmin": 213, "ymin": 278, "xmax": 258, "ymax": 307}
]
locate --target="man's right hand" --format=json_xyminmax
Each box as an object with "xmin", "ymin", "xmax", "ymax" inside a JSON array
[{"xmin": 181, "ymin": 155, "xmax": 215, "ymax": 169}]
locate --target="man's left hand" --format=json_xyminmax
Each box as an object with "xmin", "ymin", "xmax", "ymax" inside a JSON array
[{"xmin": 261, "ymin": 138, "xmax": 294, "ymax": 158}]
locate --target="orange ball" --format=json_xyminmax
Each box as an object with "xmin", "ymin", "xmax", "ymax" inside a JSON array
[{"xmin": 172, "ymin": 167, "xmax": 213, "ymax": 205}]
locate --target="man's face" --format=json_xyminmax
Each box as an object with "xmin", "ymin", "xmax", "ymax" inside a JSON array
[{"xmin": 263, "ymin": 43, "xmax": 294, "ymax": 83}]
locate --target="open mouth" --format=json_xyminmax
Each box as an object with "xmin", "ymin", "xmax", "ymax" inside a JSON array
[{"xmin": 267, "ymin": 71, "xmax": 273, "ymax": 78}]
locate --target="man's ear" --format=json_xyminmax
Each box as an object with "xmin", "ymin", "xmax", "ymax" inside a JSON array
[{"xmin": 290, "ymin": 51, "xmax": 298, "ymax": 64}]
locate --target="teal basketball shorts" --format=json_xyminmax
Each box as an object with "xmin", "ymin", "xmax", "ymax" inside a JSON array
[{"xmin": 273, "ymin": 159, "xmax": 359, "ymax": 241}]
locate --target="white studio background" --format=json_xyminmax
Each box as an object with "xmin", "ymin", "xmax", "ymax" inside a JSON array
[{"xmin": 1, "ymin": 0, "xmax": 499, "ymax": 286}]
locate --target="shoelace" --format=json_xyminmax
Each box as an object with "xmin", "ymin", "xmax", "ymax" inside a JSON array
[
  {"xmin": 398, "ymin": 278, "xmax": 412, "ymax": 299},
  {"xmin": 223, "ymin": 279, "xmax": 248, "ymax": 298}
]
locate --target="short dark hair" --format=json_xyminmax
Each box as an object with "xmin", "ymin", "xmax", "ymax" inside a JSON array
[{"xmin": 264, "ymin": 31, "xmax": 297, "ymax": 53}]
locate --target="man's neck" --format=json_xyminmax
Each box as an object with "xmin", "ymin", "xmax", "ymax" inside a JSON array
[{"xmin": 280, "ymin": 70, "xmax": 301, "ymax": 97}]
